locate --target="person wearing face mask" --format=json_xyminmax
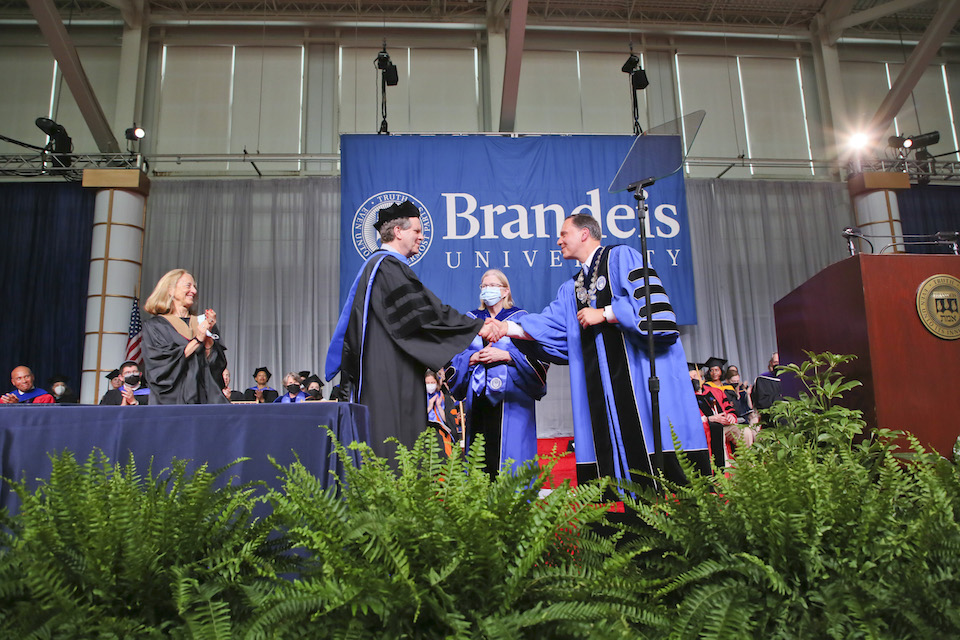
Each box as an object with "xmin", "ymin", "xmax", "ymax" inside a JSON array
[
  {"xmin": 47, "ymin": 374, "xmax": 79, "ymax": 404},
  {"xmin": 425, "ymin": 370, "xmax": 453, "ymax": 455},
  {"xmin": 302, "ymin": 374, "xmax": 325, "ymax": 401},
  {"xmin": 446, "ymin": 269, "xmax": 549, "ymax": 477},
  {"xmin": 274, "ymin": 372, "xmax": 308, "ymax": 403},
  {"xmin": 99, "ymin": 361, "xmax": 151, "ymax": 406}
]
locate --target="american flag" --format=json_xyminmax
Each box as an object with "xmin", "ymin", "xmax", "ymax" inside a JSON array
[{"xmin": 125, "ymin": 297, "xmax": 143, "ymax": 364}]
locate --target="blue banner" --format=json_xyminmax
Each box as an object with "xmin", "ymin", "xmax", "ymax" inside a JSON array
[{"xmin": 339, "ymin": 134, "xmax": 697, "ymax": 325}]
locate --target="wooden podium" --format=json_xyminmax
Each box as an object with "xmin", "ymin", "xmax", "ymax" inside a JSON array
[{"xmin": 774, "ymin": 254, "xmax": 960, "ymax": 455}]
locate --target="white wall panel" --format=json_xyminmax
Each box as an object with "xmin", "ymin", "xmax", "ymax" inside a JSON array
[
  {"xmin": 739, "ymin": 57, "xmax": 811, "ymax": 176},
  {"xmin": 54, "ymin": 46, "xmax": 122, "ymax": 154},
  {"xmin": 232, "ymin": 46, "xmax": 303, "ymax": 171},
  {"xmin": 579, "ymin": 51, "xmax": 637, "ymax": 134},
  {"xmin": 514, "ymin": 50, "xmax": 581, "ymax": 133},
  {"xmin": 155, "ymin": 45, "xmax": 233, "ymax": 171},
  {"xmin": 840, "ymin": 60, "xmax": 895, "ymax": 138},
  {"xmin": 407, "ymin": 48, "xmax": 479, "ymax": 133},
  {"xmin": 676, "ymin": 54, "xmax": 749, "ymax": 178},
  {"xmin": 0, "ymin": 47, "xmax": 55, "ymax": 152}
]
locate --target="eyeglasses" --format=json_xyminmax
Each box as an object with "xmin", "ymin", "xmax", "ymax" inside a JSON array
[{"xmin": 479, "ymin": 284, "xmax": 507, "ymax": 290}]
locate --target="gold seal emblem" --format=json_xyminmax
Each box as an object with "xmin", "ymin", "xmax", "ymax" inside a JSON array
[{"xmin": 916, "ymin": 274, "xmax": 960, "ymax": 340}]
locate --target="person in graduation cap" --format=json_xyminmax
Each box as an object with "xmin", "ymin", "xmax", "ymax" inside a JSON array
[
  {"xmin": 303, "ymin": 374, "xmax": 325, "ymax": 401},
  {"xmin": 325, "ymin": 199, "xmax": 493, "ymax": 459},
  {"xmin": 99, "ymin": 360, "xmax": 151, "ymax": 406},
  {"xmin": 446, "ymin": 269, "xmax": 549, "ymax": 477},
  {"xmin": 1, "ymin": 366, "xmax": 55, "ymax": 404},
  {"xmin": 48, "ymin": 374, "xmax": 79, "ymax": 404},
  {"xmin": 98, "ymin": 369, "xmax": 122, "ymax": 405},
  {"xmin": 484, "ymin": 213, "xmax": 710, "ymax": 490},
  {"xmin": 244, "ymin": 367, "xmax": 279, "ymax": 403},
  {"xmin": 141, "ymin": 269, "xmax": 229, "ymax": 405}
]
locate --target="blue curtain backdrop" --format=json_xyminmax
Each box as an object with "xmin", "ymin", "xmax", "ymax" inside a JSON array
[
  {"xmin": 897, "ymin": 185, "xmax": 960, "ymax": 254},
  {"xmin": 0, "ymin": 182, "xmax": 95, "ymax": 396}
]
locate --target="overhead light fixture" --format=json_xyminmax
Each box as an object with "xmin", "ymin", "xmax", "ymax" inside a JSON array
[
  {"xmin": 904, "ymin": 131, "xmax": 939, "ymax": 149},
  {"xmin": 889, "ymin": 131, "xmax": 940, "ymax": 150},
  {"xmin": 35, "ymin": 116, "xmax": 72, "ymax": 167},
  {"xmin": 125, "ymin": 125, "xmax": 145, "ymax": 141},
  {"xmin": 376, "ymin": 41, "xmax": 399, "ymax": 134},
  {"xmin": 621, "ymin": 53, "xmax": 639, "ymax": 74},
  {"xmin": 621, "ymin": 46, "xmax": 648, "ymax": 135}
]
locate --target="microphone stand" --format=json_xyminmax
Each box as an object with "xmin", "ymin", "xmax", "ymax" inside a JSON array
[{"xmin": 626, "ymin": 176, "xmax": 663, "ymax": 481}]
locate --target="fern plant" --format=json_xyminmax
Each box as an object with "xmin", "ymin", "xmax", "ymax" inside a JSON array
[
  {"xmin": 246, "ymin": 431, "xmax": 659, "ymax": 640},
  {"xmin": 0, "ymin": 450, "xmax": 293, "ymax": 639},
  {"xmin": 616, "ymin": 352, "xmax": 960, "ymax": 639}
]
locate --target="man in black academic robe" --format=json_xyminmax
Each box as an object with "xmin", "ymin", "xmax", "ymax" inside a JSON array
[
  {"xmin": 99, "ymin": 360, "xmax": 151, "ymax": 406},
  {"xmin": 326, "ymin": 200, "xmax": 492, "ymax": 459}
]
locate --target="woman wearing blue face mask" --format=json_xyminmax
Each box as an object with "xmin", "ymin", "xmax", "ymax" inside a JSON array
[{"xmin": 446, "ymin": 269, "xmax": 549, "ymax": 477}]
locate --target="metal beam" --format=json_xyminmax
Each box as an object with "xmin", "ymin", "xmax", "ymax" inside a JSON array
[
  {"xmin": 834, "ymin": 0, "xmax": 929, "ymax": 32},
  {"xmin": 498, "ymin": 0, "xmax": 528, "ymax": 133},
  {"xmin": 27, "ymin": 0, "xmax": 121, "ymax": 153},
  {"xmin": 869, "ymin": 0, "xmax": 960, "ymax": 138}
]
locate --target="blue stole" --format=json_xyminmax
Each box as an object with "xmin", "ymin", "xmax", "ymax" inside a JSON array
[
  {"xmin": 132, "ymin": 387, "xmax": 150, "ymax": 397},
  {"xmin": 324, "ymin": 251, "xmax": 391, "ymax": 385},
  {"xmin": 13, "ymin": 388, "xmax": 49, "ymax": 402},
  {"xmin": 274, "ymin": 391, "xmax": 307, "ymax": 404}
]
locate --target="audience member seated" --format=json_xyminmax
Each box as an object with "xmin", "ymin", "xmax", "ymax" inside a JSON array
[
  {"xmin": 303, "ymin": 374, "xmax": 325, "ymax": 401},
  {"xmin": 244, "ymin": 367, "xmax": 279, "ymax": 403},
  {"xmin": 724, "ymin": 365, "xmax": 755, "ymax": 424},
  {"xmin": 274, "ymin": 372, "xmax": 307, "ymax": 403},
  {"xmin": 99, "ymin": 369, "xmax": 122, "ymax": 403},
  {"xmin": 47, "ymin": 374, "xmax": 79, "ymax": 404},
  {"xmin": 221, "ymin": 368, "xmax": 245, "ymax": 402},
  {"xmin": 99, "ymin": 360, "xmax": 151, "ymax": 405},
  {"xmin": 752, "ymin": 351, "xmax": 783, "ymax": 425},
  {"xmin": 1, "ymin": 366, "xmax": 55, "ymax": 404}
]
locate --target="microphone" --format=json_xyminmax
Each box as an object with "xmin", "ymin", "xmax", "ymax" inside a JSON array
[
  {"xmin": 936, "ymin": 231, "xmax": 960, "ymax": 255},
  {"xmin": 841, "ymin": 226, "xmax": 863, "ymax": 256}
]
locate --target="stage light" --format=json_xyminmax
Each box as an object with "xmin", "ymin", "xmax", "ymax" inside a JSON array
[
  {"xmin": 621, "ymin": 53, "xmax": 639, "ymax": 74},
  {"xmin": 35, "ymin": 116, "xmax": 72, "ymax": 167},
  {"xmin": 632, "ymin": 68, "xmax": 649, "ymax": 90},
  {"xmin": 904, "ymin": 131, "xmax": 939, "ymax": 150},
  {"xmin": 125, "ymin": 125, "xmax": 145, "ymax": 141},
  {"xmin": 888, "ymin": 135, "xmax": 908, "ymax": 149},
  {"xmin": 376, "ymin": 46, "xmax": 399, "ymax": 86},
  {"xmin": 848, "ymin": 132, "xmax": 870, "ymax": 152}
]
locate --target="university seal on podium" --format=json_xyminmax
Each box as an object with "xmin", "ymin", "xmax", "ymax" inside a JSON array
[{"xmin": 916, "ymin": 274, "xmax": 960, "ymax": 340}]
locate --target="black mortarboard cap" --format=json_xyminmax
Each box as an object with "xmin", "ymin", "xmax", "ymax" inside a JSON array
[
  {"xmin": 703, "ymin": 356, "xmax": 727, "ymax": 370},
  {"xmin": 373, "ymin": 200, "xmax": 420, "ymax": 231},
  {"xmin": 47, "ymin": 373, "xmax": 70, "ymax": 385},
  {"xmin": 687, "ymin": 362, "xmax": 704, "ymax": 371},
  {"xmin": 298, "ymin": 370, "xmax": 311, "ymax": 380},
  {"xmin": 253, "ymin": 367, "xmax": 272, "ymax": 380},
  {"xmin": 105, "ymin": 369, "xmax": 120, "ymax": 380},
  {"xmin": 304, "ymin": 374, "xmax": 323, "ymax": 387}
]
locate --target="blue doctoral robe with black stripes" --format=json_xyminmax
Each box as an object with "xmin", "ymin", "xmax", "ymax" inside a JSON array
[
  {"xmin": 518, "ymin": 245, "xmax": 709, "ymax": 489},
  {"xmin": 447, "ymin": 306, "xmax": 549, "ymax": 476}
]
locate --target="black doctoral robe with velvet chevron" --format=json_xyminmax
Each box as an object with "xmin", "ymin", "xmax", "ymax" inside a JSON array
[{"xmin": 332, "ymin": 251, "xmax": 483, "ymax": 459}]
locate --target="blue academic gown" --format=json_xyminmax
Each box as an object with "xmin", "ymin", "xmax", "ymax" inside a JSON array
[
  {"xmin": 448, "ymin": 306, "xmax": 548, "ymax": 475},
  {"xmin": 518, "ymin": 245, "xmax": 709, "ymax": 489}
]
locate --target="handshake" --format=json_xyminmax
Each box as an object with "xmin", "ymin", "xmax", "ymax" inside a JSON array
[{"xmin": 478, "ymin": 317, "xmax": 508, "ymax": 343}]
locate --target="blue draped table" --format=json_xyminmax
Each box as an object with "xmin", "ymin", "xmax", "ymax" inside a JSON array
[{"xmin": 0, "ymin": 402, "xmax": 370, "ymax": 515}]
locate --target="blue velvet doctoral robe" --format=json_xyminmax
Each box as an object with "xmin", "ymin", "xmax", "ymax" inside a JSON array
[
  {"xmin": 447, "ymin": 306, "xmax": 549, "ymax": 475},
  {"xmin": 518, "ymin": 245, "xmax": 709, "ymax": 489}
]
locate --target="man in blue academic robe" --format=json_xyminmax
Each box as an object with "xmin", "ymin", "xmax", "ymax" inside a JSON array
[
  {"xmin": 490, "ymin": 214, "xmax": 710, "ymax": 489},
  {"xmin": 1, "ymin": 366, "xmax": 55, "ymax": 404}
]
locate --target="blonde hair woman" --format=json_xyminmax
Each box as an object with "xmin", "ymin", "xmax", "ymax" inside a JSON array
[
  {"xmin": 446, "ymin": 269, "xmax": 548, "ymax": 477},
  {"xmin": 141, "ymin": 269, "xmax": 229, "ymax": 404}
]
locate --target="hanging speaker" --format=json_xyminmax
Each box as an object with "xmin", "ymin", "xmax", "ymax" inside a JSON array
[{"xmin": 632, "ymin": 68, "xmax": 649, "ymax": 90}]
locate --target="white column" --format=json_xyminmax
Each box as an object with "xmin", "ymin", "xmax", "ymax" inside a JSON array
[
  {"xmin": 80, "ymin": 169, "xmax": 150, "ymax": 404},
  {"xmin": 848, "ymin": 172, "xmax": 911, "ymax": 255}
]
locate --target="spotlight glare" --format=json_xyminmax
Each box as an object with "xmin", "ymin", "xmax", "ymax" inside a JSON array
[
  {"xmin": 848, "ymin": 132, "xmax": 870, "ymax": 152},
  {"xmin": 125, "ymin": 125, "xmax": 146, "ymax": 141}
]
